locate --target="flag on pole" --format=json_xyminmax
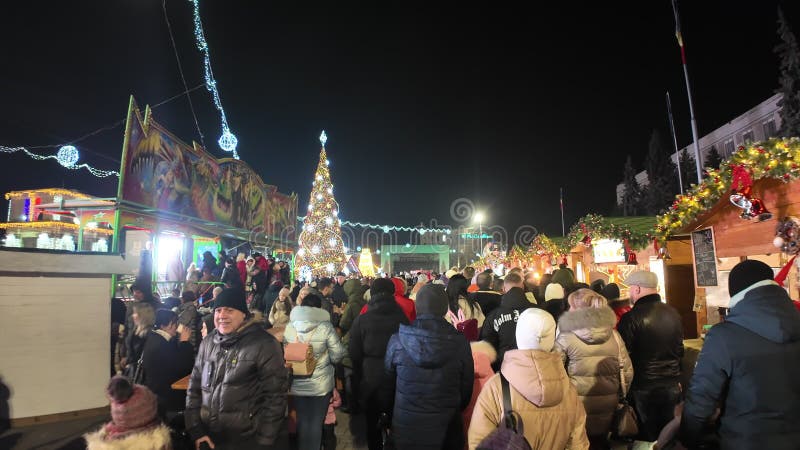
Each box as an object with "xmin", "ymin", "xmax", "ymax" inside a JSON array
[
  {"xmin": 672, "ymin": 0, "xmax": 687, "ymax": 63},
  {"xmin": 560, "ymin": 187, "xmax": 566, "ymax": 237}
]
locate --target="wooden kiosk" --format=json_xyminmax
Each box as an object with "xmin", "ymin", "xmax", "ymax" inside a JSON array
[{"xmin": 658, "ymin": 139, "xmax": 800, "ymax": 338}]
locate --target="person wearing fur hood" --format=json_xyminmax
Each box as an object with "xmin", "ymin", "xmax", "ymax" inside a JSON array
[
  {"xmin": 85, "ymin": 376, "xmax": 171, "ymax": 450},
  {"xmin": 555, "ymin": 288, "xmax": 633, "ymax": 446}
]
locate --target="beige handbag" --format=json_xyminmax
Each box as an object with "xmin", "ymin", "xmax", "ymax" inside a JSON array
[
  {"xmin": 284, "ymin": 327, "xmax": 321, "ymax": 377},
  {"xmin": 611, "ymin": 332, "xmax": 639, "ymax": 439}
]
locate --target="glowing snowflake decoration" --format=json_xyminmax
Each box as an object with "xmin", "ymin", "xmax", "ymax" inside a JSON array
[
  {"xmin": 312, "ymin": 245, "xmax": 320, "ymax": 254},
  {"xmin": 320, "ymin": 130, "xmax": 327, "ymax": 147},
  {"xmin": 325, "ymin": 217, "xmax": 333, "ymax": 225}
]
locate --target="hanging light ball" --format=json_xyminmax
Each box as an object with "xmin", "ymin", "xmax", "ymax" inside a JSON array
[
  {"xmin": 56, "ymin": 145, "xmax": 80, "ymax": 167},
  {"xmin": 218, "ymin": 130, "xmax": 238, "ymax": 153}
]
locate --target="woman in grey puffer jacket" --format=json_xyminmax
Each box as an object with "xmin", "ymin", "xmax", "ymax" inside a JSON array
[
  {"xmin": 556, "ymin": 288, "xmax": 633, "ymax": 447},
  {"xmin": 284, "ymin": 293, "xmax": 346, "ymax": 450}
]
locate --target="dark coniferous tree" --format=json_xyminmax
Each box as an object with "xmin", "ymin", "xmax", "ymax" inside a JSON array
[
  {"xmin": 704, "ymin": 145, "xmax": 723, "ymax": 172},
  {"xmin": 641, "ymin": 129, "xmax": 680, "ymax": 215},
  {"xmin": 776, "ymin": 7, "xmax": 800, "ymax": 137},
  {"xmin": 621, "ymin": 155, "xmax": 642, "ymax": 216},
  {"xmin": 679, "ymin": 148, "xmax": 698, "ymax": 190}
]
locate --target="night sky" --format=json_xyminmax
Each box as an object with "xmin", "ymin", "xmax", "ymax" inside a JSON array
[{"xmin": 2, "ymin": 1, "xmax": 798, "ymax": 242}]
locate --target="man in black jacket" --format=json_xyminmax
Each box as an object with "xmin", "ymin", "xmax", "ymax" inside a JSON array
[
  {"xmin": 618, "ymin": 270, "xmax": 683, "ymax": 443},
  {"xmin": 332, "ymin": 271, "xmax": 348, "ymax": 306},
  {"xmin": 480, "ymin": 271, "xmax": 533, "ymax": 371},
  {"xmin": 350, "ymin": 278, "xmax": 409, "ymax": 450},
  {"xmin": 385, "ymin": 284, "xmax": 473, "ymax": 450},
  {"xmin": 141, "ymin": 309, "xmax": 194, "ymax": 415},
  {"xmin": 468, "ymin": 271, "xmax": 502, "ymax": 316},
  {"xmin": 680, "ymin": 260, "xmax": 800, "ymax": 450},
  {"xmin": 185, "ymin": 288, "xmax": 289, "ymax": 450},
  {"xmin": 220, "ymin": 257, "xmax": 243, "ymax": 290}
]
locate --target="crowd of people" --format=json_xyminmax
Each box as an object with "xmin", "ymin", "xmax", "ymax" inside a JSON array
[{"xmin": 94, "ymin": 252, "xmax": 800, "ymax": 450}]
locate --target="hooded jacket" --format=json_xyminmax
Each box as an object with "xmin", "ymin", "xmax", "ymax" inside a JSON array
[
  {"xmin": 555, "ymin": 306, "xmax": 633, "ymax": 437},
  {"xmin": 480, "ymin": 287, "xmax": 533, "ymax": 371},
  {"xmin": 339, "ymin": 279, "xmax": 367, "ymax": 334},
  {"xmin": 680, "ymin": 284, "xmax": 800, "ymax": 450},
  {"xmin": 284, "ymin": 305, "xmax": 346, "ymax": 397},
  {"xmin": 617, "ymin": 294, "xmax": 683, "ymax": 389},
  {"xmin": 349, "ymin": 292, "xmax": 409, "ymax": 403},
  {"xmin": 359, "ymin": 278, "xmax": 418, "ymax": 324},
  {"xmin": 391, "ymin": 277, "xmax": 417, "ymax": 323},
  {"xmin": 385, "ymin": 315, "xmax": 474, "ymax": 450},
  {"xmin": 468, "ymin": 349, "xmax": 590, "ymax": 450},
  {"xmin": 463, "ymin": 340, "xmax": 498, "ymax": 435},
  {"xmin": 185, "ymin": 318, "xmax": 289, "ymax": 446}
]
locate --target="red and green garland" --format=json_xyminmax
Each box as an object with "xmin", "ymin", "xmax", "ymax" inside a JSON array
[
  {"xmin": 562, "ymin": 213, "xmax": 655, "ymax": 252},
  {"xmin": 656, "ymin": 137, "xmax": 800, "ymax": 243}
]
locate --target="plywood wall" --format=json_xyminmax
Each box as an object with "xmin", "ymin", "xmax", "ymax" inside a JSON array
[{"xmin": 0, "ymin": 276, "xmax": 111, "ymax": 418}]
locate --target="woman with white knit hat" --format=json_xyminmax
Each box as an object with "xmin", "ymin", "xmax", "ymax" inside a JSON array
[{"xmin": 468, "ymin": 308, "xmax": 589, "ymax": 450}]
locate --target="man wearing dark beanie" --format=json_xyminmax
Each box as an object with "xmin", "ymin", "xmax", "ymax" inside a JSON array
[
  {"xmin": 384, "ymin": 284, "xmax": 473, "ymax": 449},
  {"xmin": 185, "ymin": 288, "xmax": 290, "ymax": 449},
  {"xmin": 680, "ymin": 260, "xmax": 800, "ymax": 450}
]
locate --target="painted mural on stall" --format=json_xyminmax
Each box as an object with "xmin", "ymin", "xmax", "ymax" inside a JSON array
[{"xmin": 119, "ymin": 97, "xmax": 297, "ymax": 241}]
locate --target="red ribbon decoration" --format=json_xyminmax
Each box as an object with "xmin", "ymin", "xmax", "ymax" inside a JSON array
[
  {"xmin": 775, "ymin": 255, "xmax": 797, "ymax": 287},
  {"xmin": 731, "ymin": 164, "xmax": 753, "ymax": 193},
  {"xmin": 653, "ymin": 238, "xmax": 660, "ymax": 253}
]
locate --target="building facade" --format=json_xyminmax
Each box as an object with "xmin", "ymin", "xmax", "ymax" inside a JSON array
[{"xmin": 616, "ymin": 93, "xmax": 783, "ymax": 204}]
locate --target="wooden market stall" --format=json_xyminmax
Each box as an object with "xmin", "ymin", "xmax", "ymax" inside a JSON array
[
  {"xmin": 658, "ymin": 138, "xmax": 800, "ymax": 338},
  {"xmin": 533, "ymin": 214, "xmax": 700, "ymax": 338}
]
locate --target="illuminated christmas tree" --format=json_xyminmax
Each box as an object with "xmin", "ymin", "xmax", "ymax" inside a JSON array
[
  {"xmin": 294, "ymin": 131, "xmax": 346, "ymax": 280},
  {"xmin": 358, "ymin": 248, "xmax": 376, "ymax": 278}
]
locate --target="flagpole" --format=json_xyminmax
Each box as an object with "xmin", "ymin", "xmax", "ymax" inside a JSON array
[
  {"xmin": 560, "ymin": 187, "xmax": 565, "ymax": 237},
  {"xmin": 672, "ymin": 0, "xmax": 703, "ymax": 184},
  {"xmin": 666, "ymin": 91, "xmax": 684, "ymax": 193}
]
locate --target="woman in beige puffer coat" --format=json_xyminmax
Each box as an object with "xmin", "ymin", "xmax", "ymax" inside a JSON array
[{"xmin": 555, "ymin": 289, "xmax": 633, "ymax": 445}]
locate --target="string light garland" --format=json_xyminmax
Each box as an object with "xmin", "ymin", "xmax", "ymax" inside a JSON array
[
  {"xmin": 189, "ymin": 0, "xmax": 238, "ymax": 159},
  {"xmin": 656, "ymin": 138, "xmax": 800, "ymax": 243},
  {"xmin": 5, "ymin": 188, "xmax": 94, "ymax": 200},
  {"xmin": 296, "ymin": 216, "xmax": 453, "ymax": 234},
  {"xmin": 0, "ymin": 221, "xmax": 114, "ymax": 235},
  {"xmin": 0, "ymin": 145, "xmax": 119, "ymax": 178}
]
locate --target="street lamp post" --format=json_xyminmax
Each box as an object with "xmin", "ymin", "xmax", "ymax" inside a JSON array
[{"xmin": 474, "ymin": 211, "xmax": 485, "ymax": 261}]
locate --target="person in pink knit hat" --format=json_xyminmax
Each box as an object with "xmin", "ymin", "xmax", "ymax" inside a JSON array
[{"xmin": 84, "ymin": 375, "xmax": 171, "ymax": 449}]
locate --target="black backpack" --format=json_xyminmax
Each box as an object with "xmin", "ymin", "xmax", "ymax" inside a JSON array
[{"xmin": 476, "ymin": 373, "xmax": 532, "ymax": 450}]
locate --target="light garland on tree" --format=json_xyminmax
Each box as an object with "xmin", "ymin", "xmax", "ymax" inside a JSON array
[
  {"xmin": 189, "ymin": 0, "xmax": 238, "ymax": 159},
  {"xmin": 358, "ymin": 248, "xmax": 376, "ymax": 278},
  {"xmin": 656, "ymin": 138, "xmax": 800, "ymax": 243},
  {"xmin": 294, "ymin": 131, "xmax": 347, "ymax": 279},
  {"xmin": 0, "ymin": 145, "xmax": 119, "ymax": 178},
  {"xmin": 530, "ymin": 234, "xmax": 562, "ymax": 256}
]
